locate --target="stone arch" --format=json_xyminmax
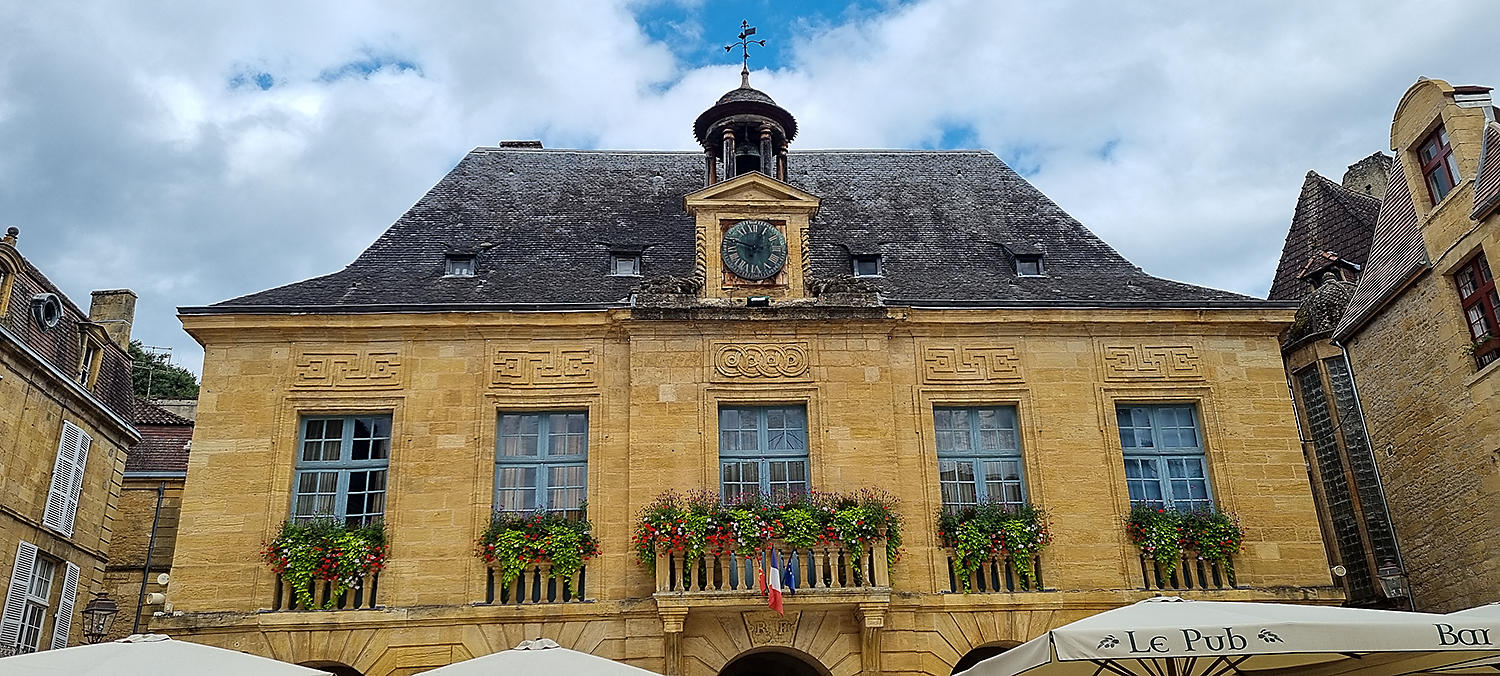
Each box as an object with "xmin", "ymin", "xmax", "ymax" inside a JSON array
[
  {"xmin": 718, "ymin": 646, "xmax": 832, "ymax": 676},
  {"xmin": 951, "ymin": 641, "xmax": 1022, "ymax": 675},
  {"xmin": 299, "ymin": 661, "xmax": 364, "ymax": 676}
]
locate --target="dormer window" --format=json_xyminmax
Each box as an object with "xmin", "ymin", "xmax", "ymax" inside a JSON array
[
  {"xmin": 853, "ymin": 254, "xmax": 882, "ymax": 278},
  {"xmin": 76, "ymin": 338, "xmax": 101, "ymax": 387},
  {"xmin": 1016, "ymin": 254, "xmax": 1045, "ymax": 277},
  {"xmin": 610, "ymin": 253, "xmax": 642, "ymax": 276},
  {"xmin": 445, "ymin": 255, "xmax": 476, "ymax": 277},
  {"xmin": 1418, "ymin": 125, "xmax": 1461, "ymax": 205}
]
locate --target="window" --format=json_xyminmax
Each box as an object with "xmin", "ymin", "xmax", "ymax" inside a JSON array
[
  {"xmin": 1117, "ymin": 405, "xmax": 1212, "ymax": 511},
  {"xmin": 75, "ymin": 339, "xmax": 100, "ymax": 387},
  {"xmin": 495, "ymin": 412, "xmax": 587, "ymax": 513},
  {"xmin": 0, "ymin": 541, "xmax": 78, "ymax": 652},
  {"xmin": 1418, "ymin": 125, "xmax": 1462, "ymax": 204},
  {"xmin": 42, "ymin": 422, "xmax": 91, "ymax": 537},
  {"xmin": 1455, "ymin": 252, "xmax": 1500, "ymax": 368},
  {"xmin": 853, "ymin": 254, "xmax": 882, "ymax": 277},
  {"xmin": 292, "ymin": 416, "xmax": 391, "ymax": 525},
  {"xmin": 445, "ymin": 255, "xmax": 476, "ymax": 277},
  {"xmin": 935, "ymin": 407, "xmax": 1026, "ymax": 510},
  {"xmin": 610, "ymin": 253, "xmax": 641, "ymax": 276},
  {"xmin": 720, "ymin": 406, "xmax": 808, "ymax": 500},
  {"xmin": 1015, "ymin": 254, "xmax": 1044, "ymax": 277}
]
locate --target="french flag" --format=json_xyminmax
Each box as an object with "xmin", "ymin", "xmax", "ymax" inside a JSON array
[{"xmin": 765, "ymin": 550, "xmax": 784, "ymax": 615}]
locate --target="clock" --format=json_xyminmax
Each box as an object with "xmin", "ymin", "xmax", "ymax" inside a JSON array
[{"xmin": 721, "ymin": 219, "xmax": 788, "ymax": 281}]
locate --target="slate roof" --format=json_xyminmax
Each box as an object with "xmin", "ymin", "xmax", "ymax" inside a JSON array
[
  {"xmin": 190, "ymin": 148, "xmax": 1270, "ymax": 314},
  {"xmin": 1334, "ymin": 160, "xmax": 1428, "ymax": 340},
  {"xmin": 1267, "ymin": 172, "xmax": 1382, "ymax": 301},
  {"xmin": 126, "ymin": 397, "xmax": 192, "ymax": 475}
]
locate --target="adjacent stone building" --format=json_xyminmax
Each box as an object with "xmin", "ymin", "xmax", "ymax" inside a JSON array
[
  {"xmin": 0, "ymin": 228, "xmax": 139, "ymax": 653},
  {"xmin": 158, "ymin": 76, "xmax": 1339, "ymax": 675},
  {"xmin": 1327, "ymin": 79, "xmax": 1500, "ymax": 612}
]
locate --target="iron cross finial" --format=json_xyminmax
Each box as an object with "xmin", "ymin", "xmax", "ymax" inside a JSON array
[{"xmin": 725, "ymin": 20, "xmax": 766, "ymax": 75}]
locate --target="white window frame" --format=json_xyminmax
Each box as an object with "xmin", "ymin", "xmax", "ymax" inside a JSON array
[
  {"xmin": 43, "ymin": 422, "xmax": 91, "ymax": 537},
  {"xmin": 609, "ymin": 253, "xmax": 642, "ymax": 276},
  {"xmin": 1, "ymin": 542, "xmax": 78, "ymax": 652},
  {"xmin": 852, "ymin": 254, "xmax": 882, "ymax": 278}
]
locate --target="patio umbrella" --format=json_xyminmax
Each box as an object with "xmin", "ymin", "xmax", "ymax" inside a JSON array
[
  {"xmin": 420, "ymin": 638, "xmax": 663, "ymax": 676},
  {"xmin": 0, "ymin": 633, "xmax": 330, "ymax": 675},
  {"xmin": 961, "ymin": 596, "xmax": 1500, "ymax": 676},
  {"xmin": 1423, "ymin": 604, "xmax": 1500, "ymax": 673}
]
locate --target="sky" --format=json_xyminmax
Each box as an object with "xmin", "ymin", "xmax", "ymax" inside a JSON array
[{"xmin": 0, "ymin": 0, "xmax": 1494, "ymax": 376}]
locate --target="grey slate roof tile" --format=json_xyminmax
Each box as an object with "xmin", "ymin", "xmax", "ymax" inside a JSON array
[
  {"xmin": 201, "ymin": 148, "xmax": 1259, "ymax": 311},
  {"xmin": 1267, "ymin": 172, "xmax": 1382, "ymax": 301}
]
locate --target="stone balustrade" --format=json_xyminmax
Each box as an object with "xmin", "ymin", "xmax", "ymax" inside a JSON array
[
  {"xmin": 655, "ymin": 539, "xmax": 889, "ymax": 594},
  {"xmin": 271, "ymin": 573, "xmax": 379, "ymax": 611},
  {"xmin": 942, "ymin": 550, "xmax": 1045, "ymax": 593},
  {"xmin": 485, "ymin": 561, "xmax": 590, "ymax": 604}
]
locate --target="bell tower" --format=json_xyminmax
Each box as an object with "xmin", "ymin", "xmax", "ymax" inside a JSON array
[{"xmin": 693, "ymin": 23, "xmax": 799, "ymax": 186}]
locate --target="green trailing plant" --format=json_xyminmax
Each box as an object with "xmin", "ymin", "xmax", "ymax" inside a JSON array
[
  {"xmin": 476, "ymin": 506, "xmax": 601, "ymax": 592},
  {"xmin": 1181, "ymin": 507, "xmax": 1244, "ymax": 583},
  {"xmin": 936, "ymin": 502, "xmax": 1051, "ymax": 592},
  {"xmin": 1464, "ymin": 332, "xmax": 1495, "ymax": 356},
  {"xmin": 262, "ymin": 518, "xmax": 387, "ymax": 610},
  {"xmin": 1126, "ymin": 504, "xmax": 1245, "ymax": 582},
  {"xmin": 1126, "ymin": 505, "xmax": 1185, "ymax": 577},
  {"xmin": 631, "ymin": 489, "xmax": 903, "ymax": 573}
]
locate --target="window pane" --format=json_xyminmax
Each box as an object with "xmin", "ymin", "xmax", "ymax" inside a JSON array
[
  {"xmin": 548, "ymin": 413, "xmax": 587, "ymax": 456},
  {"xmin": 500, "ymin": 415, "xmax": 540, "ymax": 456},
  {"xmin": 345, "ymin": 469, "xmax": 386, "ymax": 525},
  {"xmin": 768, "ymin": 460, "xmax": 807, "ymax": 498},
  {"xmin": 766, "ymin": 408, "xmax": 806, "ymax": 450},
  {"xmin": 29, "ymin": 559, "xmax": 55, "ymax": 599},
  {"xmin": 302, "ymin": 418, "xmax": 343, "ymax": 462},
  {"xmin": 721, "ymin": 461, "xmax": 760, "ymax": 501},
  {"xmin": 548, "ymin": 465, "xmax": 586, "ymax": 510},
  {"xmin": 720, "ymin": 409, "xmax": 758, "ymax": 453},
  {"xmin": 496, "ymin": 467, "xmax": 537, "ymax": 511},
  {"xmin": 983, "ymin": 459, "xmax": 1025, "ymax": 507},
  {"xmin": 1121, "ymin": 405, "xmax": 1209, "ymax": 509},
  {"xmin": 939, "ymin": 459, "xmax": 978, "ymax": 508},
  {"xmin": 351, "ymin": 417, "xmax": 391, "ymax": 461}
]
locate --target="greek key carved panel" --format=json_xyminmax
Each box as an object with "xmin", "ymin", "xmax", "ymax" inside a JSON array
[
  {"xmin": 1100, "ymin": 344, "xmax": 1203, "ymax": 381},
  {"xmin": 491, "ymin": 345, "xmax": 598, "ymax": 388},
  {"xmin": 920, "ymin": 345, "xmax": 1023, "ymax": 384},
  {"xmin": 743, "ymin": 610, "xmax": 800, "ymax": 646},
  {"xmin": 293, "ymin": 349, "xmax": 403, "ymax": 389},
  {"xmin": 713, "ymin": 342, "xmax": 810, "ymax": 379}
]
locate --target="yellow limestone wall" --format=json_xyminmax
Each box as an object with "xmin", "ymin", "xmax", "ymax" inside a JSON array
[{"xmin": 158, "ymin": 305, "xmax": 1339, "ymax": 676}]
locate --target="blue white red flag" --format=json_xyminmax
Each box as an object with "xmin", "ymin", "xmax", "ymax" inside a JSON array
[{"xmin": 766, "ymin": 550, "xmax": 784, "ymax": 615}]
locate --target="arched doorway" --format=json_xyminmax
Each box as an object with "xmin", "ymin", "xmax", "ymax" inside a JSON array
[
  {"xmin": 719, "ymin": 648, "xmax": 829, "ymax": 676},
  {"xmin": 952, "ymin": 642, "xmax": 1020, "ymax": 675},
  {"xmin": 300, "ymin": 662, "xmax": 364, "ymax": 676}
]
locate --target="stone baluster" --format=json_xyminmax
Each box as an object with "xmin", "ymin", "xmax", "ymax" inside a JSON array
[
  {"xmin": 873, "ymin": 538, "xmax": 889, "ymax": 588},
  {"xmin": 656, "ymin": 552, "xmax": 671, "ymax": 592}
]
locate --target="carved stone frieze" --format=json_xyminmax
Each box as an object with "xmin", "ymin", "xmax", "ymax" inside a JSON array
[
  {"xmin": 743, "ymin": 610, "xmax": 800, "ymax": 646},
  {"xmin": 920, "ymin": 345, "xmax": 1022, "ymax": 384},
  {"xmin": 293, "ymin": 349, "xmax": 403, "ymax": 389},
  {"xmin": 1100, "ymin": 344, "xmax": 1203, "ymax": 381},
  {"xmin": 713, "ymin": 342, "xmax": 810, "ymax": 379},
  {"xmin": 491, "ymin": 345, "xmax": 598, "ymax": 388}
]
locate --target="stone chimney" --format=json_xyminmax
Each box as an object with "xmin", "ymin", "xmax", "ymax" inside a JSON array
[
  {"xmin": 1342, "ymin": 152, "xmax": 1393, "ymax": 200},
  {"xmin": 89, "ymin": 289, "xmax": 136, "ymax": 350}
]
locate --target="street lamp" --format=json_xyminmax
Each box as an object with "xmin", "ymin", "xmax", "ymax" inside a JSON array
[
  {"xmin": 1376, "ymin": 560, "xmax": 1410, "ymax": 602},
  {"xmin": 80, "ymin": 591, "xmax": 120, "ymax": 644}
]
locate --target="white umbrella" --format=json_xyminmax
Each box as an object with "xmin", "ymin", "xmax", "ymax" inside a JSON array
[
  {"xmin": 0, "ymin": 633, "xmax": 330, "ymax": 675},
  {"xmin": 1423, "ymin": 604, "xmax": 1500, "ymax": 674},
  {"xmin": 421, "ymin": 638, "xmax": 663, "ymax": 676},
  {"xmin": 963, "ymin": 597, "xmax": 1500, "ymax": 676}
]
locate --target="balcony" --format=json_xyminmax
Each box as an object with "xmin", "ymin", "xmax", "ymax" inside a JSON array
[
  {"xmin": 271, "ymin": 572, "xmax": 380, "ymax": 611},
  {"xmin": 485, "ymin": 562, "xmax": 591, "ymax": 604},
  {"xmin": 943, "ymin": 550, "xmax": 1044, "ymax": 593},
  {"xmin": 655, "ymin": 540, "xmax": 890, "ymax": 599},
  {"xmin": 1139, "ymin": 554, "xmax": 1235, "ymax": 591}
]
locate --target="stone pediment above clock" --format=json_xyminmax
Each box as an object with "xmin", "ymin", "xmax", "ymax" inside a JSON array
[{"xmin": 684, "ymin": 171, "xmax": 820, "ymax": 215}]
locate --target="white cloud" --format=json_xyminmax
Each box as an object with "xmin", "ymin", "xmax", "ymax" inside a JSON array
[{"xmin": 0, "ymin": 0, "xmax": 1494, "ymax": 376}]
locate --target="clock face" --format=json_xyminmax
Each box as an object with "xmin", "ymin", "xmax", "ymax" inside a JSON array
[{"xmin": 721, "ymin": 220, "xmax": 788, "ymax": 281}]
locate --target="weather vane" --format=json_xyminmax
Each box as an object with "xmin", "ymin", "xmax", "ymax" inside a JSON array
[{"xmin": 725, "ymin": 20, "xmax": 766, "ymax": 75}]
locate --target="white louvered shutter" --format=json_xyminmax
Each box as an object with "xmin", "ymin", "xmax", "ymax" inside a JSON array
[
  {"xmin": 44, "ymin": 422, "xmax": 90, "ymax": 537},
  {"xmin": 0, "ymin": 541, "xmax": 38, "ymax": 650},
  {"xmin": 50, "ymin": 562, "xmax": 79, "ymax": 650},
  {"xmin": 63, "ymin": 428, "xmax": 91, "ymax": 535}
]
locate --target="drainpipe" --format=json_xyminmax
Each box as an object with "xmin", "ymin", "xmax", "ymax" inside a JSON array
[{"xmin": 132, "ymin": 482, "xmax": 166, "ymax": 634}]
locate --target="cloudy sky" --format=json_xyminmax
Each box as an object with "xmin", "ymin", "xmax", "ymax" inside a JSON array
[{"xmin": 1, "ymin": 0, "xmax": 1494, "ymax": 375}]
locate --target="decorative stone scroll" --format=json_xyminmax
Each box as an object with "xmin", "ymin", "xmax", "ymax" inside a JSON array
[
  {"xmin": 491, "ymin": 346, "xmax": 598, "ymax": 388},
  {"xmin": 920, "ymin": 345, "xmax": 1022, "ymax": 384},
  {"xmin": 1101, "ymin": 344, "xmax": 1203, "ymax": 381},
  {"xmin": 713, "ymin": 342, "xmax": 810, "ymax": 379},
  {"xmin": 293, "ymin": 350, "xmax": 403, "ymax": 389},
  {"xmin": 743, "ymin": 610, "xmax": 800, "ymax": 646}
]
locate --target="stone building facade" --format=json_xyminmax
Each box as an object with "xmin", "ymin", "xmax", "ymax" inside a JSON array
[
  {"xmin": 0, "ymin": 229, "xmax": 139, "ymax": 653},
  {"xmin": 1329, "ymin": 78, "xmax": 1500, "ymax": 612},
  {"xmin": 157, "ymin": 79, "xmax": 1339, "ymax": 675}
]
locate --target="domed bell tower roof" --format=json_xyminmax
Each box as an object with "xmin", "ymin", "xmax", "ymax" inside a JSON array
[{"xmin": 693, "ymin": 71, "xmax": 799, "ymax": 148}]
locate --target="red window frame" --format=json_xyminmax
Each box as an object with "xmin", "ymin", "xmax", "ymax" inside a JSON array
[
  {"xmin": 1455, "ymin": 252, "xmax": 1500, "ymax": 368},
  {"xmin": 1417, "ymin": 125, "xmax": 1461, "ymax": 205}
]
